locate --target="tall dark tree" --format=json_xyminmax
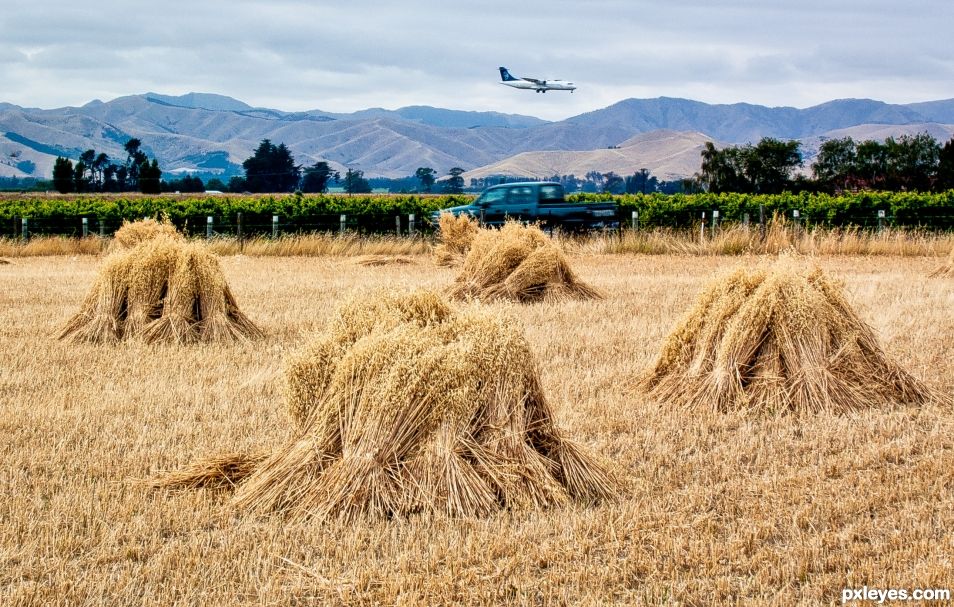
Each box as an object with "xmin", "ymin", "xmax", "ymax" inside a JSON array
[
  {"xmin": 812, "ymin": 137, "xmax": 858, "ymax": 193},
  {"xmin": 301, "ymin": 161, "xmax": 334, "ymax": 193},
  {"xmin": 601, "ymin": 171, "xmax": 625, "ymax": 194},
  {"xmin": 139, "ymin": 159, "xmax": 162, "ymax": 194},
  {"xmin": 242, "ymin": 139, "xmax": 300, "ymax": 193},
  {"xmin": 52, "ymin": 157, "xmax": 74, "ymax": 193},
  {"xmin": 342, "ymin": 168, "xmax": 371, "ymax": 194},
  {"xmin": 937, "ymin": 136, "xmax": 954, "ymax": 191},
  {"xmin": 443, "ymin": 167, "xmax": 465, "ymax": 194},
  {"xmin": 625, "ymin": 168, "xmax": 658, "ymax": 194},
  {"xmin": 746, "ymin": 138, "xmax": 802, "ymax": 194},
  {"xmin": 884, "ymin": 133, "xmax": 939, "ymax": 191},
  {"xmin": 415, "ymin": 167, "xmax": 436, "ymax": 193},
  {"xmin": 124, "ymin": 138, "xmax": 147, "ymax": 190}
]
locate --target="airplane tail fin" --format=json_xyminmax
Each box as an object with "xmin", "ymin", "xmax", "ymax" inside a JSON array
[{"xmin": 498, "ymin": 67, "xmax": 518, "ymax": 82}]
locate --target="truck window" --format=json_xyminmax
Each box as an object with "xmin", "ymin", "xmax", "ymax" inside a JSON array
[
  {"xmin": 477, "ymin": 189, "xmax": 507, "ymax": 208},
  {"xmin": 508, "ymin": 187, "xmax": 534, "ymax": 205},
  {"xmin": 539, "ymin": 185, "xmax": 564, "ymax": 202}
]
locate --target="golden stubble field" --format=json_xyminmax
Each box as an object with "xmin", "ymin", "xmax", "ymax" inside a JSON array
[{"xmin": 1, "ymin": 252, "xmax": 952, "ymax": 606}]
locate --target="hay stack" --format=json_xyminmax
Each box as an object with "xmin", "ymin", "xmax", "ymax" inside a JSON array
[
  {"xmin": 448, "ymin": 222, "xmax": 601, "ymax": 303},
  {"xmin": 639, "ymin": 262, "xmax": 934, "ymax": 414},
  {"xmin": 60, "ymin": 236, "xmax": 262, "ymax": 344},
  {"xmin": 929, "ymin": 248, "xmax": 954, "ymax": 278},
  {"xmin": 433, "ymin": 212, "xmax": 479, "ymax": 266},
  {"xmin": 112, "ymin": 217, "xmax": 183, "ymax": 250},
  {"xmin": 157, "ymin": 290, "xmax": 615, "ymax": 520}
]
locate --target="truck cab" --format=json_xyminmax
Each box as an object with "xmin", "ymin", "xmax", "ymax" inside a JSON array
[
  {"xmin": 433, "ymin": 182, "xmax": 566, "ymax": 226},
  {"xmin": 432, "ymin": 181, "xmax": 618, "ymax": 230}
]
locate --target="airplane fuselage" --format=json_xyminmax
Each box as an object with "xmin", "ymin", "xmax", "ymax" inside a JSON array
[
  {"xmin": 501, "ymin": 80, "xmax": 576, "ymax": 93},
  {"xmin": 498, "ymin": 67, "xmax": 576, "ymax": 93}
]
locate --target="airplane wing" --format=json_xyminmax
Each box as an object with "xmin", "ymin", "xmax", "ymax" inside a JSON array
[{"xmin": 523, "ymin": 77, "xmax": 546, "ymax": 85}]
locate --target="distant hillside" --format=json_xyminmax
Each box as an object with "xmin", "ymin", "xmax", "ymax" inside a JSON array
[
  {"xmin": 2, "ymin": 92, "xmax": 953, "ymax": 180},
  {"xmin": 462, "ymin": 130, "xmax": 714, "ymax": 181}
]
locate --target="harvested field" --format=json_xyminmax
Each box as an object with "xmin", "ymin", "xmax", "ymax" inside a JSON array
[{"xmin": 1, "ymin": 253, "xmax": 952, "ymax": 605}]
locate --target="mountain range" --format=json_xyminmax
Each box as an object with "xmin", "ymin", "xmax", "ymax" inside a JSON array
[{"xmin": 1, "ymin": 93, "xmax": 953, "ymax": 182}]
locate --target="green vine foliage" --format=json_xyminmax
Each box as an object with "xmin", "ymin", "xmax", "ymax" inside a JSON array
[{"xmin": 1, "ymin": 191, "xmax": 952, "ymax": 229}]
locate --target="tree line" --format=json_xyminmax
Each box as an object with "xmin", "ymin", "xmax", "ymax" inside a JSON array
[
  {"xmin": 52, "ymin": 139, "xmax": 162, "ymax": 194},
  {"xmin": 696, "ymin": 133, "xmax": 954, "ymax": 195}
]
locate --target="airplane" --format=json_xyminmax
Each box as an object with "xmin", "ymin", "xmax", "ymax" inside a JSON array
[{"xmin": 498, "ymin": 67, "xmax": 576, "ymax": 93}]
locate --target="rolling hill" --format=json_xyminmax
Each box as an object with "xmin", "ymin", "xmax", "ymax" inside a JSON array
[{"xmin": 1, "ymin": 92, "xmax": 953, "ymax": 181}]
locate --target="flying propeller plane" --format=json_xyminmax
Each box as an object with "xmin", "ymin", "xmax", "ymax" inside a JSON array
[{"xmin": 498, "ymin": 67, "xmax": 576, "ymax": 93}]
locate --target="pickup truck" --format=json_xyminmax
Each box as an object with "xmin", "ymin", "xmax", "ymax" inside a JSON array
[{"xmin": 430, "ymin": 182, "xmax": 618, "ymax": 230}]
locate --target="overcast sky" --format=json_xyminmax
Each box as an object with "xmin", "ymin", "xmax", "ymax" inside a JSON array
[{"xmin": 2, "ymin": 1, "xmax": 952, "ymax": 120}]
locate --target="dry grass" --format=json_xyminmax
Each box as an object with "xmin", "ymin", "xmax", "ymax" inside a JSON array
[
  {"xmin": 353, "ymin": 254, "xmax": 416, "ymax": 266},
  {"xmin": 1, "ymin": 253, "xmax": 953, "ymax": 605},
  {"xmin": 159, "ymin": 290, "xmax": 615, "ymax": 520},
  {"xmin": 639, "ymin": 259, "xmax": 936, "ymax": 414},
  {"xmin": 433, "ymin": 212, "xmax": 479, "ymax": 266},
  {"xmin": 449, "ymin": 222, "xmax": 602, "ymax": 302},
  {"xmin": 208, "ymin": 233, "xmax": 432, "ymax": 257},
  {"xmin": 584, "ymin": 220, "xmax": 954, "ymax": 257},
  {"xmin": 929, "ymin": 246, "xmax": 954, "ymax": 277},
  {"xmin": 60, "ymin": 236, "xmax": 263, "ymax": 344}
]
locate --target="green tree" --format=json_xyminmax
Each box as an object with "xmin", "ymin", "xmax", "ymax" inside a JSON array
[
  {"xmin": 242, "ymin": 139, "xmax": 300, "ymax": 193},
  {"xmin": 139, "ymin": 159, "xmax": 162, "ymax": 194},
  {"xmin": 812, "ymin": 137, "xmax": 857, "ymax": 192},
  {"xmin": 855, "ymin": 140, "xmax": 889, "ymax": 189},
  {"xmin": 884, "ymin": 133, "xmax": 939, "ymax": 191},
  {"xmin": 342, "ymin": 168, "xmax": 371, "ymax": 194},
  {"xmin": 443, "ymin": 167, "xmax": 465, "ymax": 194},
  {"xmin": 937, "ymin": 137, "xmax": 954, "ymax": 191},
  {"xmin": 415, "ymin": 167, "xmax": 436, "ymax": 193},
  {"xmin": 625, "ymin": 168, "xmax": 658, "ymax": 194},
  {"xmin": 746, "ymin": 138, "xmax": 801, "ymax": 194},
  {"xmin": 205, "ymin": 178, "xmax": 228, "ymax": 192},
  {"xmin": 601, "ymin": 171, "xmax": 625, "ymax": 194},
  {"xmin": 227, "ymin": 176, "xmax": 247, "ymax": 193},
  {"xmin": 124, "ymin": 138, "xmax": 147, "ymax": 190},
  {"xmin": 301, "ymin": 161, "xmax": 335, "ymax": 193},
  {"xmin": 52, "ymin": 157, "xmax": 74, "ymax": 193}
]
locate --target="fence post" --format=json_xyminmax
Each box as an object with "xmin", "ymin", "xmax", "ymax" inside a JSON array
[
  {"xmin": 236, "ymin": 212, "xmax": 243, "ymax": 251},
  {"xmin": 759, "ymin": 204, "xmax": 766, "ymax": 241},
  {"xmin": 99, "ymin": 219, "xmax": 105, "ymax": 237},
  {"xmin": 82, "ymin": 217, "xmax": 89, "ymax": 237},
  {"xmin": 272, "ymin": 215, "xmax": 279, "ymax": 238},
  {"xmin": 479, "ymin": 209, "xmax": 485, "ymax": 226},
  {"xmin": 339, "ymin": 214, "xmax": 347, "ymax": 234},
  {"xmin": 877, "ymin": 209, "xmax": 885, "ymax": 232},
  {"xmin": 21, "ymin": 217, "xmax": 28, "ymax": 241},
  {"xmin": 206, "ymin": 216, "xmax": 213, "ymax": 239},
  {"xmin": 409, "ymin": 214, "xmax": 416, "ymax": 235},
  {"xmin": 395, "ymin": 215, "xmax": 401, "ymax": 236},
  {"xmin": 700, "ymin": 211, "xmax": 706, "ymax": 242},
  {"xmin": 712, "ymin": 210, "xmax": 719, "ymax": 232},
  {"xmin": 631, "ymin": 210, "xmax": 638, "ymax": 230},
  {"xmin": 743, "ymin": 212, "xmax": 750, "ymax": 227}
]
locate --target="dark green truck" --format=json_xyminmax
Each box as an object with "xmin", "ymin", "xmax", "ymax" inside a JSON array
[{"xmin": 431, "ymin": 182, "xmax": 618, "ymax": 230}]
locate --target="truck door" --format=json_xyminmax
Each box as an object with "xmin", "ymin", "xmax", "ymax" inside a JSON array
[
  {"xmin": 505, "ymin": 186, "xmax": 535, "ymax": 221},
  {"xmin": 476, "ymin": 187, "xmax": 508, "ymax": 225}
]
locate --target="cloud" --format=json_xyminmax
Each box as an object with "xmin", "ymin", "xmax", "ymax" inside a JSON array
[{"xmin": 1, "ymin": 0, "xmax": 952, "ymax": 119}]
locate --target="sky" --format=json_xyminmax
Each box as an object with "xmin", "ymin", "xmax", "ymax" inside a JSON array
[{"xmin": 2, "ymin": 0, "xmax": 953, "ymax": 121}]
